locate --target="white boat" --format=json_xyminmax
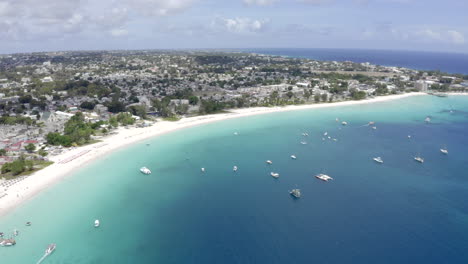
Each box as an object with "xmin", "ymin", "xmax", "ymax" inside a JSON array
[
  {"xmin": 408, "ymin": 135, "xmax": 411, "ymax": 139},
  {"xmin": 201, "ymin": 167, "xmax": 205, "ymax": 172},
  {"xmin": 414, "ymin": 156, "xmax": 424, "ymax": 163},
  {"xmin": 94, "ymin": 220, "xmax": 100, "ymax": 228},
  {"xmin": 332, "ymin": 138, "xmax": 338, "ymax": 141},
  {"xmin": 440, "ymin": 148, "xmax": 448, "ymax": 155},
  {"xmin": 324, "ymin": 132, "xmax": 328, "ymax": 136},
  {"xmin": 425, "ymin": 117, "xmax": 431, "ymax": 123},
  {"xmin": 335, "ymin": 118, "xmax": 339, "ymax": 122},
  {"xmin": 368, "ymin": 121, "xmax": 375, "ymax": 125},
  {"xmin": 342, "ymin": 121, "xmax": 348, "ymax": 126},
  {"xmin": 233, "ymin": 166, "xmax": 238, "ymax": 172},
  {"xmin": 0, "ymin": 239, "xmax": 16, "ymax": 247},
  {"xmin": 373, "ymin": 157, "xmax": 383, "ymax": 164},
  {"xmin": 372, "ymin": 126, "xmax": 377, "ymax": 130},
  {"xmin": 300, "ymin": 141, "xmax": 307, "ymax": 145},
  {"xmin": 45, "ymin": 243, "xmax": 56, "ymax": 255},
  {"xmin": 289, "ymin": 189, "xmax": 301, "ymax": 198},
  {"xmin": 140, "ymin": 167, "xmax": 151, "ymax": 175},
  {"xmin": 266, "ymin": 160, "xmax": 273, "ymax": 165},
  {"xmin": 315, "ymin": 174, "xmax": 333, "ymax": 182},
  {"xmin": 13, "ymin": 229, "xmax": 18, "ymax": 236},
  {"xmin": 290, "ymin": 155, "xmax": 297, "ymax": 160},
  {"xmin": 234, "ymin": 132, "xmax": 238, "ymax": 135},
  {"xmin": 302, "ymin": 132, "xmax": 309, "ymax": 136},
  {"xmin": 270, "ymin": 172, "xmax": 280, "ymax": 178}
]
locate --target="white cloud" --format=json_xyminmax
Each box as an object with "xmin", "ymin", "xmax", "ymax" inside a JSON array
[
  {"xmin": 129, "ymin": 0, "xmax": 195, "ymax": 16},
  {"xmin": 220, "ymin": 17, "xmax": 269, "ymax": 34},
  {"xmin": 110, "ymin": 28, "xmax": 129, "ymax": 37},
  {"xmin": 243, "ymin": 0, "xmax": 277, "ymax": 6},
  {"xmin": 447, "ymin": 30, "xmax": 465, "ymax": 44}
]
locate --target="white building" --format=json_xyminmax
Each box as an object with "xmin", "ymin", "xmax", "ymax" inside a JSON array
[
  {"xmin": 415, "ymin": 80, "xmax": 428, "ymax": 91},
  {"xmin": 41, "ymin": 76, "xmax": 54, "ymax": 83}
]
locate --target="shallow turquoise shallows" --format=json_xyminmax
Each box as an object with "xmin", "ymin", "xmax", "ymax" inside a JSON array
[{"xmin": 1, "ymin": 95, "xmax": 468, "ymax": 264}]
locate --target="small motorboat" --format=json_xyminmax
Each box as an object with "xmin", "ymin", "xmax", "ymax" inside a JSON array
[
  {"xmin": 300, "ymin": 141, "xmax": 307, "ymax": 145},
  {"xmin": 425, "ymin": 117, "xmax": 431, "ymax": 123},
  {"xmin": 315, "ymin": 174, "xmax": 333, "ymax": 182},
  {"xmin": 440, "ymin": 148, "xmax": 448, "ymax": 155},
  {"xmin": 266, "ymin": 160, "xmax": 273, "ymax": 165},
  {"xmin": 201, "ymin": 167, "xmax": 205, "ymax": 172},
  {"xmin": 368, "ymin": 121, "xmax": 375, "ymax": 125},
  {"xmin": 324, "ymin": 132, "xmax": 328, "ymax": 136},
  {"xmin": 270, "ymin": 172, "xmax": 280, "ymax": 178},
  {"xmin": 290, "ymin": 155, "xmax": 297, "ymax": 160},
  {"xmin": 94, "ymin": 220, "xmax": 100, "ymax": 228},
  {"xmin": 373, "ymin": 157, "xmax": 383, "ymax": 164},
  {"xmin": 414, "ymin": 156, "xmax": 424, "ymax": 163},
  {"xmin": 289, "ymin": 189, "xmax": 301, "ymax": 198},
  {"xmin": 342, "ymin": 121, "xmax": 348, "ymax": 126},
  {"xmin": 233, "ymin": 166, "xmax": 238, "ymax": 172},
  {"xmin": 372, "ymin": 126, "xmax": 377, "ymax": 130},
  {"xmin": 45, "ymin": 243, "xmax": 56, "ymax": 255},
  {"xmin": 25, "ymin": 222, "xmax": 31, "ymax": 226},
  {"xmin": 140, "ymin": 167, "xmax": 151, "ymax": 175}
]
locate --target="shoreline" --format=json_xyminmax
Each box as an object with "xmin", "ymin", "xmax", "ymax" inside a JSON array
[{"xmin": 0, "ymin": 92, "xmax": 456, "ymax": 218}]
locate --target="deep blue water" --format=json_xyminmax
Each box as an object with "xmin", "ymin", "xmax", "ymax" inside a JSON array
[
  {"xmin": 1, "ymin": 95, "xmax": 468, "ymax": 263},
  {"xmin": 244, "ymin": 48, "xmax": 468, "ymax": 75}
]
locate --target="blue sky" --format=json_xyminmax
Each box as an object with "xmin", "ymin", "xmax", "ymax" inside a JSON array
[{"xmin": 0, "ymin": 0, "xmax": 467, "ymax": 54}]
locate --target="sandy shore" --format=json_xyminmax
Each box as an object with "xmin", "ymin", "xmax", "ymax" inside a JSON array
[{"xmin": 0, "ymin": 92, "xmax": 430, "ymax": 217}]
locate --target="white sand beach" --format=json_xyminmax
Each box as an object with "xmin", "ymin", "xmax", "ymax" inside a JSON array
[{"xmin": 0, "ymin": 92, "xmax": 426, "ymax": 217}]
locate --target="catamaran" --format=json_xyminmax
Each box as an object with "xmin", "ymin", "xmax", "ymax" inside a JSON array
[
  {"xmin": 315, "ymin": 174, "xmax": 333, "ymax": 182},
  {"xmin": 270, "ymin": 172, "xmax": 280, "ymax": 178},
  {"xmin": 373, "ymin": 157, "xmax": 384, "ymax": 164},
  {"xmin": 140, "ymin": 167, "xmax": 151, "ymax": 175}
]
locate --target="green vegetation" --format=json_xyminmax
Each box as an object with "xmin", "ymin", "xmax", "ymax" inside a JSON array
[
  {"xmin": 1, "ymin": 157, "xmax": 53, "ymax": 178},
  {"xmin": 46, "ymin": 112, "xmax": 95, "ymax": 147},
  {"xmin": 25, "ymin": 143, "xmax": 36, "ymax": 153},
  {"xmin": 0, "ymin": 149, "xmax": 6, "ymax": 156},
  {"xmin": 163, "ymin": 116, "xmax": 181, "ymax": 121},
  {"xmin": 350, "ymin": 89, "xmax": 367, "ymax": 100},
  {"xmin": 199, "ymin": 99, "xmax": 226, "ymax": 114},
  {"xmin": 0, "ymin": 115, "xmax": 36, "ymax": 126}
]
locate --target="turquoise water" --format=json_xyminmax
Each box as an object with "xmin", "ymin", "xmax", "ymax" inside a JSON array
[{"xmin": 1, "ymin": 95, "xmax": 468, "ymax": 263}]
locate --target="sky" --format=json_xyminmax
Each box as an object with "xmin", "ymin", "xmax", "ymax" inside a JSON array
[{"xmin": 0, "ymin": 0, "xmax": 467, "ymax": 54}]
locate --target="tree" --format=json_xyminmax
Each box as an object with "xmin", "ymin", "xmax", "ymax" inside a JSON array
[
  {"xmin": 0, "ymin": 149, "xmax": 6, "ymax": 156},
  {"xmin": 321, "ymin": 93, "xmax": 328, "ymax": 102},
  {"xmin": 25, "ymin": 143, "xmax": 36, "ymax": 153},
  {"xmin": 188, "ymin": 96, "xmax": 199, "ymax": 105},
  {"xmin": 127, "ymin": 105, "xmax": 147, "ymax": 119},
  {"xmin": 314, "ymin": 94, "xmax": 321, "ymax": 103},
  {"xmin": 80, "ymin": 101, "xmax": 96, "ymax": 110},
  {"xmin": 286, "ymin": 91, "xmax": 294, "ymax": 99},
  {"xmin": 38, "ymin": 149, "xmax": 48, "ymax": 157},
  {"xmin": 107, "ymin": 101, "xmax": 126, "ymax": 113}
]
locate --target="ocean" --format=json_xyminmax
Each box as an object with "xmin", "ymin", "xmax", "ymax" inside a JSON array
[
  {"xmin": 244, "ymin": 48, "xmax": 468, "ymax": 75},
  {"xmin": 1, "ymin": 95, "xmax": 468, "ymax": 263}
]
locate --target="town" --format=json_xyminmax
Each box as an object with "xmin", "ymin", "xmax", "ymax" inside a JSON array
[{"xmin": 1, "ymin": 50, "xmax": 467, "ymax": 178}]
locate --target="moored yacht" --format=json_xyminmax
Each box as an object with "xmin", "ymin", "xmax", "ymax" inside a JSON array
[
  {"xmin": 233, "ymin": 166, "xmax": 238, "ymax": 172},
  {"xmin": 94, "ymin": 220, "xmax": 100, "ymax": 228},
  {"xmin": 270, "ymin": 172, "xmax": 280, "ymax": 178},
  {"xmin": 315, "ymin": 174, "xmax": 333, "ymax": 182},
  {"xmin": 289, "ymin": 188, "xmax": 301, "ymax": 198},
  {"xmin": 266, "ymin": 160, "xmax": 273, "ymax": 165},
  {"xmin": 201, "ymin": 167, "xmax": 205, "ymax": 172},
  {"xmin": 300, "ymin": 141, "xmax": 307, "ymax": 145},
  {"xmin": 140, "ymin": 167, "xmax": 151, "ymax": 175},
  {"xmin": 0, "ymin": 238, "xmax": 16, "ymax": 247},
  {"xmin": 425, "ymin": 117, "xmax": 431, "ymax": 123},
  {"xmin": 373, "ymin": 157, "xmax": 383, "ymax": 164},
  {"xmin": 290, "ymin": 155, "xmax": 297, "ymax": 160},
  {"xmin": 342, "ymin": 121, "xmax": 348, "ymax": 126},
  {"xmin": 414, "ymin": 156, "xmax": 424, "ymax": 163},
  {"xmin": 440, "ymin": 148, "xmax": 448, "ymax": 155}
]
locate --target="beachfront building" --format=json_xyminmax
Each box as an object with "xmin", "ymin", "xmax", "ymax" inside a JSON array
[{"xmin": 415, "ymin": 80, "xmax": 428, "ymax": 91}]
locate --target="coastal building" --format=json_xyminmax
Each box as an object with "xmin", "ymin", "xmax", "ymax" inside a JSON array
[{"xmin": 415, "ymin": 80, "xmax": 428, "ymax": 91}]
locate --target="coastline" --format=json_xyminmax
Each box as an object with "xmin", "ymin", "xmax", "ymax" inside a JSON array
[{"xmin": 0, "ymin": 92, "xmax": 447, "ymax": 217}]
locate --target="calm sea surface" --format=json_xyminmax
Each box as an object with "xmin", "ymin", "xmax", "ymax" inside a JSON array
[
  {"xmin": 1, "ymin": 95, "xmax": 468, "ymax": 263},
  {"xmin": 244, "ymin": 48, "xmax": 468, "ymax": 75}
]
